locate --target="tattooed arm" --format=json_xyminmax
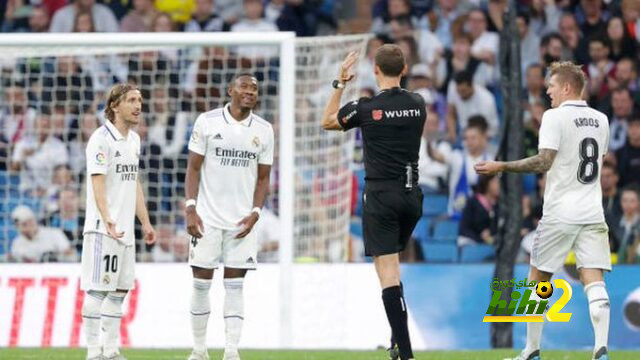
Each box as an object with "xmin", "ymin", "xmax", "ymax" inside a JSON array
[{"xmin": 474, "ymin": 149, "xmax": 557, "ymax": 175}]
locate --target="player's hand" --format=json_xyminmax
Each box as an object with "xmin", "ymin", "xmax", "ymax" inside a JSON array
[
  {"xmin": 142, "ymin": 223, "xmax": 156, "ymax": 245},
  {"xmin": 186, "ymin": 207, "xmax": 204, "ymax": 239},
  {"xmin": 105, "ymin": 219, "xmax": 125, "ymax": 239},
  {"xmin": 236, "ymin": 212, "xmax": 259, "ymax": 239},
  {"xmin": 474, "ymin": 161, "xmax": 504, "ymax": 175},
  {"xmin": 338, "ymin": 51, "xmax": 359, "ymax": 84}
]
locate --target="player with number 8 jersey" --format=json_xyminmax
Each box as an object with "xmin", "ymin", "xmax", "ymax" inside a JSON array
[{"xmin": 475, "ymin": 62, "xmax": 611, "ymax": 360}]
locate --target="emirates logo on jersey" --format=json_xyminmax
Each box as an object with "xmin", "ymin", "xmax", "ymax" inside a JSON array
[{"xmin": 372, "ymin": 110, "xmax": 383, "ymax": 121}]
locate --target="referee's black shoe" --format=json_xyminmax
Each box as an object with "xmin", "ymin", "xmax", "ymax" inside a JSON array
[{"xmin": 387, "ymin": 344, "xmax": 399, "ymax": 360}]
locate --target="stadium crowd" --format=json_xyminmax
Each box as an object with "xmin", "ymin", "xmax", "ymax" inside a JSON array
[{"xmin": 1, "ymin": 0, "xmax": 640, "ymax": 264}]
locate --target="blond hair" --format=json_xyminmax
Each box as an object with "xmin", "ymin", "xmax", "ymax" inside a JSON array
[
  {"xmin": 104, "ymin": 83, "xmax": 138, "ymax": 123},
  {"xmin": 548, "ymin": 61, "xmax": 586, "ymax": 96}
]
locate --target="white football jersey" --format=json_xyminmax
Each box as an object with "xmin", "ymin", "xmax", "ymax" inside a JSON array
[
  {"xmin": 83, "ymin": 120, "xmax": 141, "ymax": 246},
  {"xmin": 539, "ymin": 100, "xmax": 609, "ymax": 224},
  {"xmin": 188, "ymin": 104, "xmax": 274, "ymax": 229}
]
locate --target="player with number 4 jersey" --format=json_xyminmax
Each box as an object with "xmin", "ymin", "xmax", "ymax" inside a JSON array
[{"xmin": 475, "ymin": 62, "xmax": 611, "ymax": 360}]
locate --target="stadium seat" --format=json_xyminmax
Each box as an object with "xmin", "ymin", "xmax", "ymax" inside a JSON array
[
  {"xmin": 431, "ymin": 219, "xmax": 459, "ymax": 242},
  {"xmin": 422, "ymin": 194, "xmax": 448, "ymax": 217},
  {"xmin": 411, "ymin": 217, "xmax": 431, "ymax": 244},
  {"xmin": 422, "ymin": 243, "xmax": 458, "ymax": 263},
  {"xmin": 460, "ymin": 244, "xmax": 496, "ymax": 263}
]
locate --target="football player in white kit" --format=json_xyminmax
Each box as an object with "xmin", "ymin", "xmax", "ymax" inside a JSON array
[
  {"xmin": 475, "ymin": 62, "xmax": 611, "ymax": 360},
  {"xmin": 81, "ymin": 83, "xmax": 156, "ymax": 360},
  {"xmin": 184, "ymin": 74, "xmax": 274, "ymax": 360}
]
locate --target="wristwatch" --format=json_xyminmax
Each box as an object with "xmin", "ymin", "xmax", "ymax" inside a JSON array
[{"xmin": 332, "ymin": 80, "xmax": 345, "ymax": 89}]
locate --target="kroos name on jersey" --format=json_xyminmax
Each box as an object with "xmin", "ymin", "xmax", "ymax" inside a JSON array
[{"xmin": 573, "ymin": 117, "xmax": 600, "ymax": 128}]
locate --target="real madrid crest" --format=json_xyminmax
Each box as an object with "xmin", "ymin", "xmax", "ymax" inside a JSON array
[
  {"xmin": 103, "ymin": 274, "xmax": 111, "ymax": 284},
  {"xmin": 252, "ymin": 136, "xmax": 260, "ymax": 148}
]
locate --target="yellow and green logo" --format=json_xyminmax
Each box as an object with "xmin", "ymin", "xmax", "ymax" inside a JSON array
[{"xmin": 482, "ymin": 278, "xmax": 573, "ymax": 323}]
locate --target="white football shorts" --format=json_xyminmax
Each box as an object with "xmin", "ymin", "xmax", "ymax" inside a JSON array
[
  {"xmin": 530, "ymin": 220, "xmax": 611, "ymax": 273},
  {"xmin": 188, "ymin": 222, "xmax": 258, "ymax": 270},
  {"xmin": 81, "ymin": 232, "xmax": 136, "ymax": 291}
]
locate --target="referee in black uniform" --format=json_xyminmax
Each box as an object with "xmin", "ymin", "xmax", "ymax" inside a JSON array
[{"xmin": 322, "ymin": 45, "xmax": 425, "ymax": 360}]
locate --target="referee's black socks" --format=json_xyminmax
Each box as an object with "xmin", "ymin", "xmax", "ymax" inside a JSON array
[{"xmin": 382, "ymin": 285, "xmax": 413, "ymax": 360}]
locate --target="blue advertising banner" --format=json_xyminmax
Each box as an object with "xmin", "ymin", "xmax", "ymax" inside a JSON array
[{"xmin": 402, "ymin": 264, "xmax": 640, "ymax": 349}]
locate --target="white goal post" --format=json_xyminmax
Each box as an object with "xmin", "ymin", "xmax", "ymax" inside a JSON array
[{"xmin": 0, "ymin": 32, "xmax": 370, "ymax": 346}]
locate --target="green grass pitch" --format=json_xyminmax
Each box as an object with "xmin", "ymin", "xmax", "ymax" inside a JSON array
[{"xmin": 1, "ymin": 349, "xmax": 639, "ymax": 360}]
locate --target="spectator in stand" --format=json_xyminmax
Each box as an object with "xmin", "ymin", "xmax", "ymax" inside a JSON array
[
  {"xmin": 49, "ymin": 0, "xmax": 118, "ymax": 32},
  {"xmin": 539, "ymin": 32, "xmax": 564, "ymax": 68},
  {"xmin": 357, "ymin": 35, "xmax": 390, "ymax": 91},
  {"xmin": 442, "ymin": 32, "xmax": 492, "ymax": 91},
  {"xmin": 395, "ymin": 35, "xmax": 419, "ymax": 69},
  {"xmin": 151, "ymin": 224, "xmax": 181, "ymax": 262},
  {"xmin": 446, "ymin": 71, "xmax": 498, "ymax": 141},
  {"xmin": 120, "ymin": 0, "xmax": 158, "ymax": 32},
  {"xmin": 458, "ymin": 174, "xmax": 500, "ymax": 246},
  {"xmin": 621, "ymin": 0, "xmax": 640, "ymax": 43},
  {"xmin": 409, "ymin": 63, "xmax": 446, "ymax": 121},
  {"xmin": 184, "ymin": 0, "xmax": 226, "ymax": 32},
  {"xmin": 230, "ymin": 0, "xmax": 278, "ymax": 59},
  {"xmin": 466, "ymin": 8, "xmax": 499, "ymax": 84},
  {"xmin": 73, "ymin": 10, "xmax": 94, "ymax": 32},
  {"xmin": 616, "ymin": 112, "xmax": 640, "ymax": 187},
  {"xmin": 48, "ymin": 187, "xmax": 84, "ymax": 245},
  {"xmin": 608, "ymin": 87, "xmax": 634, "ymax": 152},
  {"xmin": 2, "ymin": 4, "xmax": 50, "ymax": 32},
  {"xmin": 370, "ymin": 0, "xmax": 413, "ymax": 36},
  {"xmin": 523, "ymin": 63, "xmax": 551, "ymax": 113},
  {"xmin": 527, "ymin": 0, "xmax": 563, "ymax": 36},
  {"xmin": 44, "ymin": 164, "xmax": 76, "ymax": 216},
  {"xmin": 430, "ymin": 116, "xmax": 495, "ymax": 219},
  {"xmin": 0, "ymin": 81, "xmax": 37, "ymax": 145},
  {"xmin": 606, "ymin": 16, "xmax": 638, "ymax": 62},
  {"xmin": 416, "ymin": 0, "xmax": 469, "ymax": 49},
  {"xmin": 602, "ymin": 162, "xmax": 622, "ymax": 229},
  {"xmin": 575, "ymin": 0, "xmax": 609, "ymax": 40},
  {"xmin": 418, "ymin": 108, "xmax": 450, "ymax": 193},
  {"xmin": 523, "ymin": 102, "xmax": 545, "ymax": 159},
  {"xmin": 155, "ymin": 0, "xmax": 195, "ymax": 26},
  {"xmin": 256, "ymin": 208, "xmax": 280, "ymax": 262},
  {"xmin": 269, "ymin": 0, "xmax": 336, "ymax": 36},
  {"xmin": 584, "ymin": 36, "xmax": 616, "ymax": 110},
  {"xmin": 9, "ymin": 205, "xmax": 75, "ymax": 263},
  {"xmin": 10, "ymin": 108, "xmax": 69, "ymax": 196},
  {"xmin": 611, "ymin": 57, "xmax": 640, "ymax": 94},
  {"xmin": 610, "ymin": 185, "xmax": 640, "ymax": 263},
  {"xmin": 559, "ymin": 12, "xmax": 586, "ymax": 63},
  {"xmin": 517, "ymin": 11, "xmax": 542, "ymax": 77},
  {"xmin": 68, "ymin": 110, "xmax": 100, "ymax": 175},
  {"xmin": 215, "ymin": 0, "xmax": 243, "ymax": 25}
]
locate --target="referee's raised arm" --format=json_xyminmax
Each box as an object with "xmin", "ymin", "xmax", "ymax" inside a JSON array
[{"xmin": 321, "ymin": 51, "xmax": 359, "ymax": 131}]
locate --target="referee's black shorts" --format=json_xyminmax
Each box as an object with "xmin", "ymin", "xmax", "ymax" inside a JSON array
[{"xmin": 362, "ymin": 180, "xmax": 423, "ymax": 257}]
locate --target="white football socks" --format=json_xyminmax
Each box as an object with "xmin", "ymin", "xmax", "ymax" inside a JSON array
[
  {"xmin": 82, "ymin": 290, "xmax": 106, "ymax": 358},
  {"xmin": 191, "ymin": 278, "xmax": 212, "ymax": 354},
  {"xmin": 524, "ymin": 290, "xmax": 546, "ymax": 356},
  {"xmin": 101, "ymin": 291, "xmax": 126, "ymax": 357},
  {"xmin": 223, "ymin": 278, "xmax": 245, "ymax": 352},
  {"xmin": 585, "ymin": 281, "xmax": 610, "ymax": 353}
]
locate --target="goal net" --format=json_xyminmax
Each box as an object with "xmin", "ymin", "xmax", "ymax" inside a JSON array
[{"xmin": 0, "ymin": 33, "xmax": 369, "ymax": 264}]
